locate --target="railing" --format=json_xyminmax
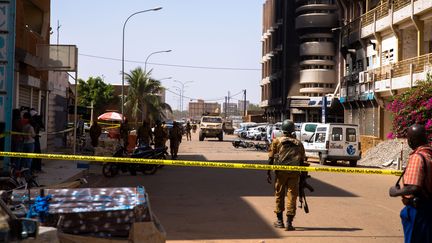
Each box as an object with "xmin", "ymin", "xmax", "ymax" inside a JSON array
[
  {"xmin": 394, "ymin": 0, "xmax": 412, "ymax": 12},
  {"xmin": 368, "ymin": 52, "xmax": 432, "ymax": 82},
  {"xmin": 359, "ymin": 0, "xmax": 418, "ymax": 28}
]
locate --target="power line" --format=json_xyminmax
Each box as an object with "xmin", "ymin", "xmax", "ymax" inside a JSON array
[
  {"xmin": 79, "ymin": 53, "xmax": 261, "ymax": 71},
  {"xmin": 165, "ymin": 88, "xmax": 225, "ymax": 102}
]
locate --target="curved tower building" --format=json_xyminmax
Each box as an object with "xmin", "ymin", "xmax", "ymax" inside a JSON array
[{"xmin": 295, "ymin": 0, "xmax": 338, "ymax": 97}]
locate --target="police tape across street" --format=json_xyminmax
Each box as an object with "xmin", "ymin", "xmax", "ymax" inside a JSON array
[{"xmin": 0, "ymin": 151, "xmax": 402, "ymax": 176}]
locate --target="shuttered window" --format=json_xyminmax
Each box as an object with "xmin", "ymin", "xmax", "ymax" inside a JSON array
[
  {"xmin": 32, "ymin": 88, "xmax": 39, "ymax": 111},
  {"xmin": 19, "ymin": 85, "xmax": 31, "ymax": 108}
]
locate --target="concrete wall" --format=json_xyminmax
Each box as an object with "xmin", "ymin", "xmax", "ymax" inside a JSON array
[
  {"xmin": 46, "ymin": 71, "xmax": 69, "ymax": 151},
  {"xmin": 424, "ymin": 20, "xmax": 432, "ymax": 54},
  {"xmin": 401, "ymin": 26, "xmax": 418, "ymax": 60}
]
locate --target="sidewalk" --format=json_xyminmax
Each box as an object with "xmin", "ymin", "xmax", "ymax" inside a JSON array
[{"xmin": 37, "ymin": 147, "xmax": 88, "ymax": 186}]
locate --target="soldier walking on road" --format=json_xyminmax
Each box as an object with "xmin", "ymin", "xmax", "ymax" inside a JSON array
[
  {"xmin": 169, "ymin": 121, "xmax": 182, "ymax": 159},
  {"xmin": 153, "ymin": 120, "xmax": 168, "ymax": 148},
  {"xmin": 185, "ymin": 121, "xmax": 192, "ymax": 141},
  {"xmin": 267, "ymin": 119, "xmax": 306, "ymax": 231},
  {"xmin": 389, "ymin": 124, "xmax": 432, "ymax": 242}
]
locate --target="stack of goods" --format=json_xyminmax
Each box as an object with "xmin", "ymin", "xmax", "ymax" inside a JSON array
[{"xmin": 11, "ymin": 186, "xmax": 151, "ymax": 238}]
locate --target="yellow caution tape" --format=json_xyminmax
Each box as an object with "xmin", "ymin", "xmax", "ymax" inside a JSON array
[
  {"xmin": 0, "ymin": 151, "xmax": 402, "ymax": 176},
  {"xmin": 0, "ymin": 128, "xmax": 75, "ymax": 138},
  {"xmin": 46, "ymin": 127, "xmax": 75, "ymax": 135}
]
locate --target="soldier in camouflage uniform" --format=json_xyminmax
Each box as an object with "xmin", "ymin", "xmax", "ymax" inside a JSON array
[
  {"xmin": 169, "ymin": 121, "xmax": 183, "ymax": 159},
  {"xmin": 267, "ymin": 119, "xmax": 306, "ymax": 231}
]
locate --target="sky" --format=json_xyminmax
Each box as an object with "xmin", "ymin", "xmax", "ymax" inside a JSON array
[{"xmin": 50, "ymin": 0, "xmax": 263, "ymax": 110}]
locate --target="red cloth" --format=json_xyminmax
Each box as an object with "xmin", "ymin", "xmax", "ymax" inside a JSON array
[{"xmin": 403, "ymin": 145, "xmax": 432, "ymax": 194}]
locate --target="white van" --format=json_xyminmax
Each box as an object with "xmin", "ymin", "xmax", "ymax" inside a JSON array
[
  {"xmin": 296, "ymin": 122, "xmax": 320, "ymax": 142},
  {"xmin": 302, "ymin": 123, "xmax": 361, "ymax": 167}
]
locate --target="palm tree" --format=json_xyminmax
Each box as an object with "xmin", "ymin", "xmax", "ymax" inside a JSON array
[{"xmin": 124, "ymin": 67, "xmax": 172, "ymax": 123}]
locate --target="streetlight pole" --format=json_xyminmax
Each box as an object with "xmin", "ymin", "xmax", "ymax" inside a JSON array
[
  {"xmin": 172, "ymin": 86, "xmax": 182, "ymax": 111},
  {"xmin": 122, "ymin": 7, "xmax": 162, "ymax": 121},
  {"xmin": 144, "ymin": 50, "xmax": 172, "ymax": 73},
  {"xmin": 174, "ymin": 80, "xmax": 193, "ymax": 112}
]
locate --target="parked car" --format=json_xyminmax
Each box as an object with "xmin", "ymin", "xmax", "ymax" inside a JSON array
[
  {"xmin": 270, "ymin": 122, "xmax": 283, "ymax": 142},
  {"xmin": 236, "ymin": 122, "xmax": 257, "ymax": 138},
  {"xmin": 246, "ymin": 127, "xmax": 258, "ymax": 140},
  {"xmin": 251, "ymin": 125, "xmax": 267, "ymax": 140},
  {"xmin": 302, "ymin": 123, "xmax": 361, "ymax": 167}
]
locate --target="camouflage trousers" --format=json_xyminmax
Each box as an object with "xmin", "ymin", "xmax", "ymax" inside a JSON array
[{"xmin": 274, "ymin": 171, "xmax": 299, "ymax": 216}]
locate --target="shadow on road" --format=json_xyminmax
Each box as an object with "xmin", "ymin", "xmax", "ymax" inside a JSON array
[
  {"xmin": 295, "ymin": 227, "xmax": 362, "ymax": 232},
  {"xmin": 85, "ymin": 152, "xmax": 360, "ymax": 241}
]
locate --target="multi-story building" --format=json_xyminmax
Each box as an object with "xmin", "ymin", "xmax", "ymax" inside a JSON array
[
  {"xmin": 238, "ymin": 100, "xmax": 250, "ymax": 115},
  {"xmin": 188, "ymin": 100, "xmax": 221, "ymax": 120},
  {"xmin": 15, "ymin": 0, "xmax": 52, "ymax": 150},
  {"xmin": 337, "ymin": 0, "xmax": 432, "ymax": 139},
  {"xmin": 260, "ymin": 0, "xmax": 344, "ymax": 123},
  {"xmin": 223, "ymin": 102, "xmax": 238, "ymax": 117},
  {"xmin": 260, "ymin": 0, "xmax": 300, "ymax": 123}
]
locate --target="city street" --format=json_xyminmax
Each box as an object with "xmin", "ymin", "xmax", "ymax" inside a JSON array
[{"xmin": 85, "ymin": 132, "xmax": 404, "ymax": 243}]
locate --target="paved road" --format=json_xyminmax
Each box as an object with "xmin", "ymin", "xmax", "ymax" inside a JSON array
[{"xmin": 86, "ymin": 132, "xmax": 404, "ymax": 243}]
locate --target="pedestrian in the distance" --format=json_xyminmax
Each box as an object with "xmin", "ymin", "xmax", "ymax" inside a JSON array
[
  {"xmin": 169, "ymin": 121, "xmax": 182, "ymax": 159},
  {"xmin": 21, "ymin": 112, "xmax": 36, "ymax": 175},
  {"xmin": 185, "ymin": 121, "xmax": 192, "ymax": 141},
  {"xmin": 267, "ymin": 119, "xmax": 306, "ymax": 231},
  {"xmin": 11, "ymin": 109, "xmax": 23, "ymax": 170},
  {"xmin": 30, "ymin": 110, "xmax": 44, "ymax": 173},
  {"xmin": 89, "ymin": 120, "xmax": 102, "ymax": 147},
  {"xmin": 389, "ymin": 124, "xmax": 432, "ymax": 242}
]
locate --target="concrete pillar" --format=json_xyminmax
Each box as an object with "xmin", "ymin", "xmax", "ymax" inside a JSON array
[{"xmin": 416, "ymin": 20, "xmax": 424, "ymax": 56}]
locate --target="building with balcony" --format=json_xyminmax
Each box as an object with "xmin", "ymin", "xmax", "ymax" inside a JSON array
[
  {"xmin": 337, "ymin": 0, "xmax": 432, "ymax": 139},
  {"xmin": 260, "ymin": 0, "xmax": 301, "ymax": 123},
  {"xmin": 260, "ymin": 0, "xmax": 343, "ymax": 123}
]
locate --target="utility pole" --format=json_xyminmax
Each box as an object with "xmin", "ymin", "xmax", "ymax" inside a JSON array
[
  {"xmin": 227, "ymin": 91, "xmax": 230, "ymax": 118},
  {"xmin": 243, "ymin": 89, "xmax": 247, "ymax": 117},
  {"xmin": 57, "ymin": 20, "xmax": 61, "ymax": 45},
  {"xmin": 224, "ymin": 96, "xmax": 227, "ymax": 118}
]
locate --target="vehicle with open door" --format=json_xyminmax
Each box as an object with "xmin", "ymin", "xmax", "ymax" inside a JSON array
[{"xmin": 302, "ymin": 123, "xmax": 361, "ymax": 167}]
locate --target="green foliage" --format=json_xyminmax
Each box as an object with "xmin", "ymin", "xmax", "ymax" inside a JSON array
[
  {"xmin": 77, "ymin": 76, "xmax": 116, "ymax": 110},
  {"xmin": 387, "ymin": 73, "xmax": 432, "ymax": 140},
  {"xmin": 247, "ymin": 103, "xmax": 261, "ymax": 111},
  {"xmin": 124, "ymin": 67, "xmax": 172, "ymax": 122}
]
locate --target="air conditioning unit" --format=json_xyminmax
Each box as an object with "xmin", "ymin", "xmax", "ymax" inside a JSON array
[{"xmin": 359, "ymin": 71, "xmax": 367, "ymax": 83}]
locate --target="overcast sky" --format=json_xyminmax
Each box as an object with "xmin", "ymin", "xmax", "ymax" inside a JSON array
[{"xmin": 51, "ymin": 0, "xmax": 263, "ymax": 110}]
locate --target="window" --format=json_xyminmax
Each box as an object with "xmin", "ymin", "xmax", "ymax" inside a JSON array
[
  {"xmin": 305, "ymin": 124, "xmax": 318, "ymax": 133},
  {"xmin": 346, "ymin": 128, "xmax": 356, "ymax": 142},
  {"xmin": 202, "ymin": 117, "xmax": 222, "ymax": 123},
  {"xmin": 332, "ymin": 127, "xmax": 343, "ymax": 141},
  {"xmin": 315, "ymin": 133, "xmax": 326, "ymax": 143}
]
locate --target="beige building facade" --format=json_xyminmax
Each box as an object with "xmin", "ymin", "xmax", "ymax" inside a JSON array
[
  {"xmin": 338, "ymin": 0, "xmax": 432, "ymax": 139},
  {"xmin": 188, "ymin": 100, "xmax": 221, "ymax": 120}
]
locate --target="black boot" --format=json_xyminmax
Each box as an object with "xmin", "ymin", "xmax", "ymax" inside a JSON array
[
  {"xmin": 286, "ymin": 215, "xmax": 295, "ymax": 231},
  {"xmin": 273, "ymin": 213, "xmax": 284, "ymax": 228}
]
